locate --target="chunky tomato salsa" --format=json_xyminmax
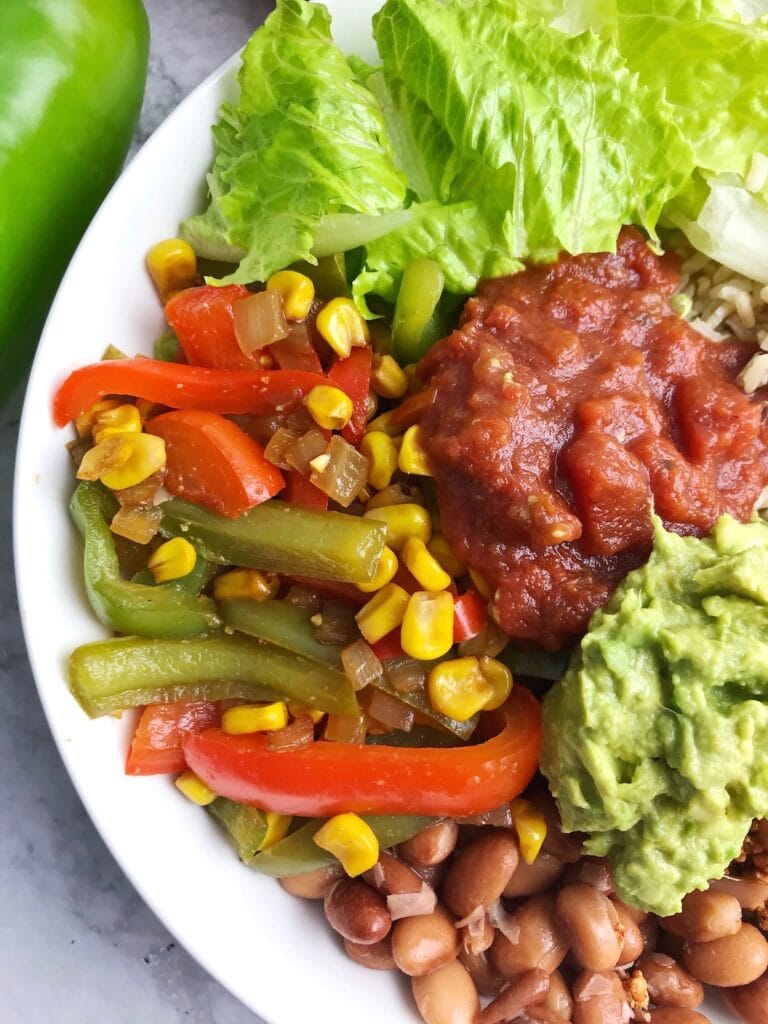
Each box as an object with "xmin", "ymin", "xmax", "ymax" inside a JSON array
[{"xmin": 419, "ymin": 228, "xmax": 768, "ymax": 649}]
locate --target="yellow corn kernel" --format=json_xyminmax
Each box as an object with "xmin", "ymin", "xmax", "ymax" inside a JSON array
[
  {"xmin": 371, "ymin": 354, "xmax": 409, "ymax": 400},
  {"xmin": 175, "ymin": 770, "xmax": 216, "ymax": 806},
  {"xmin": 365, "ymin": 410, "xmax": 403, "ymax": 438},
  {"xmin": 468, "ymin": 568, "xmax": 493, "ymax": 600},
  {"xmin": 479, "ymin": 656, "xmax": 513, "ymax": 710},
  {"xmin": 75, "ymin": 399, "xmax": 121, "ymax": 439},
  {"xmin": 360, "ymin": 431, "xmax": 398, "ymax": 492},
  {"xmin": 147, "ymin": 537, "xmax": 197, "ymax": 583},
  {"xmin": 401, "ymin": 590, "xmax": 455, "ymax": 661},
  {"xmin": 92, "ymin": 403, "xmax": 142, "ymax": 443},
  {"xmin": 356, "ymin": 545, "xmax": 398, "ymax": 594},
  {"xmin": 427, "ymin": 533, "xmax": 466, "ymax": 579},
  {"xmin": 316, "ymin": 297, "xmax": 370, "ymax": 358},
  {"xmin": 287, "ymin": 703, "xmax": 326, "ymax": 724},
  {"xmin": 213, "ymin": 568, "xmax": 279, "ymax": 602},
  {"xmin": 510, "ymin": 798, "xmax": 548, "ymax": 864},
  {"xmin": 427, "ymin": 656, "xmax": 491, "ymax": 722},
  {"xmin": 222, "ymin": 702, "xmax": 290, "ymax": 735},
  {"xmin": 260, "ymin": 812, "xmax": 293, "ymax": 851},
  {"xmin": 365, "ymin": 484, "xmax": 416, "ymax": 512},
  {"xmin": 364, "ymin": 503, "xmax": 432, "ymax": 551},
  {"xmin": 398, "ymin": 425, "xmax": 432, "ymax": 476},
  {"xmin": 147, "ymin": 238, "xmax": 197, "ymax": 302},
  {"xmin": 78, "ymin": 432, "xmax": 166, "ymax": 490},
  {"xmin": 266, "ymin": 270, "xmax": 315, "ymax": 321},
  {"xmin": 304, "ymin": 384, "xmax": 353, "ymax": 431},
  {"xmin": 313, "ymin": 812, "xmax": 379, "ymax": 877},
  {"xmin": 355, "ymin": 582, "xmax": 409, "ymax": 644},
  {"xmin": 402, "ymin": 537, "xmax": 452, "ymax": 591}
]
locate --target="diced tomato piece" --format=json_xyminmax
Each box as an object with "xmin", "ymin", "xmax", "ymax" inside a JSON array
[
  {"xmin": 126, "ymin": 701, "xmax": 221, "ymax": 776},
  {"xmin": 166, "ymin": 285, "xmax": 257, "ymax": 370},
  {"xmin": 147, "ymin": 409, "xmax": 284, "ymax": 518},
  {"xmin": 328, "ymin": 347, "xmax": 372, "ymax": 445},
  {"xmin": 283, "ymin": 470, "xmax": 329, "ymax": 510},
  {"xmin": 453, "ymin": 588, "xmax": 488, "ymax": 643}
]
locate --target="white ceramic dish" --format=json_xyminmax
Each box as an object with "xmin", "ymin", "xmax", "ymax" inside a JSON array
[{"xmin": 13, "ymin": 2, "xmax": 731, "ymax": 1021}]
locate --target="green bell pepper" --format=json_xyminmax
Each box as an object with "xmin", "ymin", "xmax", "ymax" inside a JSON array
[
  {"xmin": 0, "ymin": 0, "xmax": 148, "ymax": 395},
  {"xmin": 219, "ymin": 598, "xmax": 343, "ymax": 667},
  {"xmin": 70, "ymin": 482, "xmax": 221, "ymax": 637},
  {"xmin": 69, "ymin": 633, "xmax": 360, "ymax": 718},
  {"xmin": 208, "ymin": 798, "xmax": 268, "ymax": 865}
]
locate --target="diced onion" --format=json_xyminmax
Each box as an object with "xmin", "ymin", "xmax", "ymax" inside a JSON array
[
  {"xmin": 115, "ymin": 469, "xmax": 166, "ymax": 508},
  {"xmin": 264, "ymin": 427, "xmax": 300, "ymax": 469},
  {"xmin": 387, "ymin": 883, "xmax": 437, "ymax": 921},
  {"xmin": 341, "ymin": 639, "xmax": 384, "ymax": 691},
  {"xmin": 383, "ymin": 655, "xmax": 428, "ymax": 694},
  {"xmin": 576, "ymin": 974, "xmax": 616, "ymax": 1000},
  {"xmin": 367, "ymin": 688, "xmax": 415, "ymax": 732},
  {"xmin": 324, "ymin": 713, "xmax": 366, "ymax": 743},
  {"xmin": 487, "ymin": 899, "xmax": 520, "ymax": 944},
  {"xmin": 110, "ymin": 504, "xmax": 163, "ymax": 544},
  {"xmin": 233, "ymin": 289, "xmax": 289, "ymax": 354},
  {"xmin": 266, "ymin": 714, "xmax": 315, "ymax": 752},
  {"xmin": 286, "ymin": 428, "xmax": 328, "ymax": 476},
  {"xmin": 271, "ymin": 321, "xmax": 321, "ymax": 372},
  {"xmin": 310, "ymin": 435, "xmax": 368, "ymax": 507},
  {"xmin": 458, "ymin": 620, "xmax": 509, "ymax": 658},
  {"xmin": 285, "ymin": 586, "xmax": 323, "ymax": 612},
  {"xmin": 314, "ymin": 600, "xmax": 359, "ymax": 646},
  {"xmin": 458, "ymin": 805, "xmax": 514, "ymax": 828}
]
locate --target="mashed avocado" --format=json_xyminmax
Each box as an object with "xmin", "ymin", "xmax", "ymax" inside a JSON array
[{"xmin": 541, "ymin": 515, "xmax": 768, "ymax": 916}]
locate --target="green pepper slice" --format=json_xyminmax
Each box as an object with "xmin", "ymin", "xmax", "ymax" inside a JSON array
[
  {"xmin": 220, "ymin": 598, "xmax": 342, "ymax": 667},
  {"xmin": 208, "ymin": 798, "xmax": 268, "ymax": 865},
  {"xmin": 68, "ymin": 633, "xmax": 360, "ymax": 718},
  {"xmin": 160, "ymin": 498, "xmax": 387, "ymax": 584},
  {"xmin": 70, "ymin": 481, "xmax": 220, "ymax": 638}
]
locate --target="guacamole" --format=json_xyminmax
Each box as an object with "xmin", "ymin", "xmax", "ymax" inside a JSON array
[{"xmin": 541, "ymin": 515, "xmax": 768, "ymax": 916}]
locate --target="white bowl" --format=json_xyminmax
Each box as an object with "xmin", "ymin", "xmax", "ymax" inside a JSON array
[{"xmin": 13, "ymin": 2, "xmax": 731, "ymax": 1021}]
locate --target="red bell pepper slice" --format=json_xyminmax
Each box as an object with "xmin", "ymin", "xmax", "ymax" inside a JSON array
[
  {"xmin": 146, "ymin": 409, "xmax": 284, "ymax": 518},
  {"xmin": 53, "ymin": 358, "xmax": 328, "ymax": 427},
  {"xmin": 165, "ymin": 285, "xmax": 256, "ymax": 371},
  {"xmin": 283, "ymin": 470, "xmax": 329, "ymax": 510},
  {"xmin": 328, "ymin": 347, "xmax": 372, "ymax": 445},
  {"xmin": 126, "ymin": 701, "xmax": 221, "ymax": 776},
  {"xmin": 370, "ymin": 628, "xmax": 405, "ymax": 661},
  {"xmin": 183, "ymin": 686, "xmax": 542, "ymax": 817},
  {"xmin": 453, "ymin": 588, "xmax": 488, "ymax": 643}
]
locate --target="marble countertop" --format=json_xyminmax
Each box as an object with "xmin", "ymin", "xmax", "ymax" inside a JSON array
[{"xmin": 1, "ymin": 3, "xmax": 272, "ymax": 1020}]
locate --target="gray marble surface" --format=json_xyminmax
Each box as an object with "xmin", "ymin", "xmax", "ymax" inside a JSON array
[{"xmin": 1, "ymin": 3, "xmax": 273, "ymax": 1021}]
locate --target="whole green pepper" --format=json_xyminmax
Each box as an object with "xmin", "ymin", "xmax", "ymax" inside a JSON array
[
  {"xmin": 0, "ymin": 0, "xmax": 149, "ymax": 395},
  {"xmin": 70, "ymin": 482, "xmax": 221, "ymax": 638}
]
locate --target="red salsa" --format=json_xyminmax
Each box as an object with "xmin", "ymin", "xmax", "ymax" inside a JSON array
[{"xmin": 419, "ymin": 228, "xmax": 768, "ymax": 649}]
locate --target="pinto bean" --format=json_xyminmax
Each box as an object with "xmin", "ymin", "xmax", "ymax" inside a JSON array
[
  {"xmin": 612, "ymin": 898, "xmax": 645, "ymax": 965},
  {"xmin": 400, "ymin": 819, "xmax": 459, "ymax": 867},
  {"xmin": 682, "ymin": 923, "xmax": 768, "ymax": 987},
  {"xmin": 535, "ymin": 969, "xmax": 574, "ymax": 1020},
  {"xmin": 343, "ymin": 935, "xmax": 395, "ymax": 970},
  {"xmin": 637, "ymin": 953, "xmax": 704, "ymax": 1008},
  {"xmin": 640, "ymin": 915, "xmax": 660, "ymax": 954},
  {"xmin": 708, "ymin": 874, "xmax": 768, "ymax": 911},
  {"xmin": 364, "ymin": 850, "xmax": 424, "ymax": 896},
  {"xmin": 479, "ymin": 969, "xmax": 550, "ymax": 1024},
  {"xmin": 278, "ymin": 863, "xmax": 341, "ymax": 899},
  {"xmin": 460, "ymin": 913, "xmax": 495, "ymax": 956},
  {"xmin": 458, "ymin": 946, "xmax": 505, "ymax": 998},
  {"xmin": 572, "ymin": 970, "xmax": 630, "ymax": 1024},
  {"xmin": 720, "ymin": 970, "xmax": 768, "ymax": 1024},
  {"xmin": 323, "ymin": 877, "xmax": 391, "ymax": 945},
  {"xmin": 660, "ymin": 890, "xmax": 741, "ymax": 943},
  {"xmin": 411, "ymin": 959, "xmax": 480, "ymax": 1024},
  {"xmin": 442, "ymin": 830, "xmax": 520, "ymax": 919},
  {"xmin": 612, "ymin": 896, "xmax": 648, "ymax": 925},
  {"xmin": 490, "ymin": 894, "xmax": 569, "ymax": 978},
  {"xmin": 647, "ymin": 1011, "xmax": 711, "ymax": 1024},
  {"xmin": 563, "ymin": 857, "xmax": 613, "ymax": 894},
  {"xmin": 504, "ymin": 851, "xmax": 565, "ymax": 898},
  {"xmin": 412, "ymin": 861, "xmax": 448, "ymax": 890},
  {"xmin": 556, "ymin": 883, "xmax": 623, "ymax": 971},
  {"xmin": 391, "ymin": 904, "xmax": 459, "ymax": 977}
]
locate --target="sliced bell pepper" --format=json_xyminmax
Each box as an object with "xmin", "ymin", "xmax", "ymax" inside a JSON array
[
  {"xmin": 370, "ymin": 629, "xmax": 405, "ymax": 661},
  {"xmin": 146, "ymin": 409, "xmax": 284, "ymax": 518},
  {"xmin": 69, "ymin": 633, "xmax": 360, "ymax": 719},
  {"xmin": 327, "ymin": 346, "xmax": 372, "ymax": 445},
  {"xmin": 70, "ymin": 481, "xmax": 221, "ymax": 638},
  {"xmin": 220, "ymin": 598, "xmax": 342, "ymax": 667},
  {"xmin": 370, "ymin": 672, "xmax": 477, "ymax": 741},
  {"xmin": 125, "ymin": 700, "xmax": 221, "ymax": 776},
  {"xmin": 160, "ymin": 497, "xmax": 387, "ymax": 584},
  {"xmin": 453, "ymin": 588, "xmax": 488, "ymax": 643},
  {"xmin": 52, "ymin": 358, "xmax": 328, "ymax": 427},
  {"xmin": 183, "ymin": 686, "xmax": 542, "ymax": 817},
  {"xmin": 283, "ymin": 470, "xmax": 329, "ymax": 510},
  {"xmin": 208, "ymin": 798, "xmax": 268, "ymax": 864},
  {"xmin": 165, "ymin": 285, "xmax": 255, "ymax": 370}
]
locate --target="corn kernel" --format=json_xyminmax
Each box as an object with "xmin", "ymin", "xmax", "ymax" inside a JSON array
[
  {"xmin": 510, "ymin": 798, "xmax": 548, "ymax": 864},
  {"xmin": 365, "ymin": 410, "xmax": 402, "ymax": 437},
  {"xmin": 316, "ymin": 297, "xmax": 369, "ymax": 358},
  {"xmin": 222, "ymin": 702, "xmax": 290, "ymax": 734},
  {"xmin": 479, "ymin": 656, "xmax": 513, "ymax": 710},
  {"xmin": 313, "ymin": 812, "xmax": 379, "ymax": 877},
  {"xmin": 75, "ymin": 399, "xmax": 120, "ymax": 439},
  {"xmin": 77, "ymin": 435, "xmax": 133, "ymax": 480},
  {"xmin": 468, "ymin": 568, "xmax": 493, "ymax": 600},
  {"xmin": 287, "ymin": 703, "xmax": 326, "ymax": 724},
  {"xmin": 356, "ymin": 545, "xmax": 398, "ymax": 594},
  {"xmin": 305, "ymin": 384, "xmax": 353, "ymax": 430},
  {"xmin": 147, "ymin": 238, "xmax": 197, "ymax": 302},
  {"xmin": 260, "ymin": 812, "xmax": 293, "ymax": 851},
  {"xmin": 360, "ymin": 431, "xmax": 398, "ymax": 492},
  {"xmin": 371, "ymin": 354, "xmax": 409, "ymax": 400},
  {"xmin": 175, "ymin": 770, "xmax": 216, "ymax": 806},
  {"xmin": 266, "ymin": 270, "xmax": 315, "ymax": 321},
  {"xmin": 213, "ymin": 568, "xmax": 279, "ymax": 602},
  {"xmin": 355, "ymin": 582, "xmax": 409, "ymax": 644},
  {"xmin": 92, "ymin": 403, "xmax": 142, "ymax": 443},
  {"xmin": 401, "ymin": 590, "xmax": 455, "ymax": 660},
  {"xmin": 365, "ymin": 484, "xmax": 418, "ymax": 512},
  {"xmin": 147, "ymin": 537, "xmax": 197, "ymax": 583},
  {"xmin": 402, "ymin": 537, "xmax": 452, "ymax": 591},
  {"xmin": 398, "ymin": 425, "xmax": 432, "ymax": 476},
  {"xmin": 427, "ymin": 656, "xmax": 491, "ymax": 722},
  {"xmin": 77, "ymin": 432, "xmax": 166, "ymax": 490},
  {"xmin": 364, "ymin": 503, "xmax": 432, "ymax": 551},
  {"xmin": 427, "ymin": 533, "xmax": 466, "ymax": 579}
]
